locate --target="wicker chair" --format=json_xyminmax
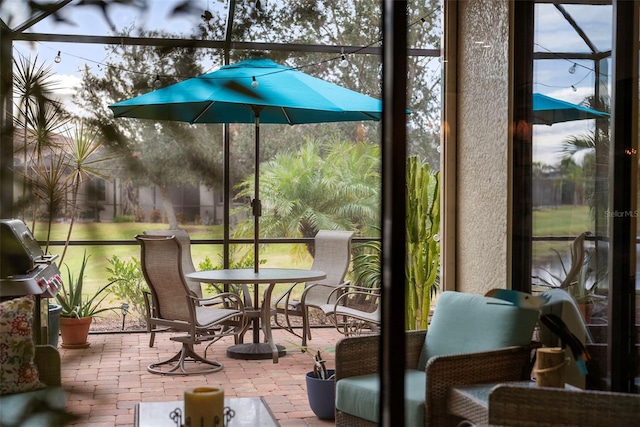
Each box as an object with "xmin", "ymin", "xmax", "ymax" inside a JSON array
[
  {"xmin": 272, "ymin": 230, "xmax": 355, "ymax": 346},
  {"xmin": 488, "ymin": 384, "xmax": 640, "ymax": 426},
  {"xmin": 334, "ymin": 291, "xmax": 541, "ymax": 427},
  {"xmin": 136, "ymin": 234, "xmax": 246, "ymax": 375}
]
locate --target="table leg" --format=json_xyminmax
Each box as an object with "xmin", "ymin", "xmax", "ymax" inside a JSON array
[
  {"xmin": 262, "ymin": 282, "xmax": 280, "ymax": 363},
  {"xmin": 226, "ymin": 283, "xmax": 286, "ymax": 362},
  {"xmin": 252, "ymin": 282, "xmax": 260, "ymax": 344}
]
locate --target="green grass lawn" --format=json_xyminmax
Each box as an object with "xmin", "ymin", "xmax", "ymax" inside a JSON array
[
  {"xmin": 37, "ymin": 205, "xmax": 592, "ymax": 319},
  {"xmin": 532, "ymin": 205, "xmax": 594, "ymax": 258},
  {"xmin": 35, "ymin": 222, "xmax": 313, "ymax": 319},
  {"xmin": 533, "ymin": 205, "xmax": 592, "ymax": 236}
]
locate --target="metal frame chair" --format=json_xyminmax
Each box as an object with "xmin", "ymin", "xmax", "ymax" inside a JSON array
[
  {"xmin": 272, "ymin": 230, "xmax": 355, "ymax": 346},
  {"xmin": 321, "ymin": 285, "xmax": 381, "ymax": 337},
  {"xmin": 142, "ymin": 229, "xmax": 200, "ymax": 347},
  {"xmin": 136, "ymin": 234, "xmax": 246, "ymax": 375}
]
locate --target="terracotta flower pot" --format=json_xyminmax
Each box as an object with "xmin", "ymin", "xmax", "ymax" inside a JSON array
[{"xmin": 59, "ymin": 317, "xmax": 92, "ymax": 349}]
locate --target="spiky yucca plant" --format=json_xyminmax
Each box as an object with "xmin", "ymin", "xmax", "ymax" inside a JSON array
[{"xmin": 56, "ymin": 251, "xmax": 119, "ymax": 318}]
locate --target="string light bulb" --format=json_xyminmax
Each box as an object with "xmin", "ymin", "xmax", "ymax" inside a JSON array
[
  {"xmin": 339, "ymin": 48, "xmax": 348, "ymax": 68},
  {"xmin": 251, "ymin": 76, "xmax": 259, "ymax": 88},
  {"xmin": 153, "ymin": 75, "xmax": 162, "ymax": 88},
  {"xmin": 54, "ymin": 51, "xmax": 61, "ymax": 63},
  {"xmin": 568, "ymin": 63, "xmax": 577, "ymax": 74}
]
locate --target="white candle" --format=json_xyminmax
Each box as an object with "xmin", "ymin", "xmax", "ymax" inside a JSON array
[{"xmin": 184, "ymin": 387, "xmax": 224, "ymax": 427}]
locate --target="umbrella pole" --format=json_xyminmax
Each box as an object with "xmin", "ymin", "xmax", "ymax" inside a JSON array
[{"xmin": 252, "ymin": 109, "xmax": 262, "ymax": 273}]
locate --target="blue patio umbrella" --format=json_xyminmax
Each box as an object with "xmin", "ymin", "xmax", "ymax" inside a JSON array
[
  {"xmin": 533, "ymin": 93, "xmax": 609, "ymax": 125},
  {"xmin": 109, "ymin": 58, "xmax": 382, "ymax": 271}
]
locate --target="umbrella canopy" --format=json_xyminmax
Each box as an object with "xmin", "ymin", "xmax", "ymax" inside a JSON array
[
  {"xmin": 109, "ymin": 58, "xmax": 382, "ymax": 124},
  {"xmin": 109, "ymin": 58, "xmax": 382, "ymax": 271},
  {"xmin": 533, "ymin": 93, "xmax": 609, "ymax": 125}
]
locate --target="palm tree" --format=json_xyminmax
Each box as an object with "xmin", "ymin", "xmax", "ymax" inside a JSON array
[
  {"xmin": 58, "ymin": 121, "xmax": 115, "ymax": 264},
  {"xmin": 13, "ymin": 55, "xmax": 71, "ymax": 228},
  {"xmin": 557, "ymin": 95, "xmax": 610, "ymax": 217},
  {"xmin": 234, "ymin": 139, "xmax": 380, "ymax": 255}
]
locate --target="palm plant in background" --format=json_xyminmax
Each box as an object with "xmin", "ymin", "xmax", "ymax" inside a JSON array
[
  {"xmin": 13, "ymin": 54, "xmax": 71, "ymax": 230},
  {"xmin": 352, "ymin": 238, "xmax": 381, "ymax": 290},
  {"xmin": 58, "ymin": 121, "xmax": 114, "ymax": 264},
  {"xmin": 234, "ymin": 139, "xmax": 380, "ymax": 256}
]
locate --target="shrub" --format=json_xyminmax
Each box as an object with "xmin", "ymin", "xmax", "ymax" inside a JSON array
[
  {"xmin": 199, "ymin": 247, "xmax": 263, "ymax": 294},
  {"xmin": 105, "ymin": 255, "xmax": 148, "ymax": 322},
  {"xmin": 113, "ymin": 214, "xmax": 136, "ymax": 223},
  {"xmin": 135, "ymin": 207, "xmax": 146, "ymax": 222},
  {"xmin": 149, "ymin": 209, "xmax": 161, "ymax": 223}
]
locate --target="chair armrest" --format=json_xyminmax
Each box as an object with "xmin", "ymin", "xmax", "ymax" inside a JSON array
[
  {"xmin": 488, "ymin": 384, "xmax": 640, "ymax": 426},
  {"xmin": 272, "ymin": 282, "xmax": 303, "ymax": 308},
  {"xmin": 189, "ymin": 292, "xmax": 245, "ymax": 311},
  {"xmin": 305, "ymin": 281, "xmax": 350, "ymax": 301},
  {"xmin": 425, "ymin": 344, "xmax": 537, "ymax": 427},
  {"xmin": 34, "ymin": 345, "xmax": 61, "ymax": 386},
  {"xmin": 203, "ymin": 284, "xmax": 252, "ymax": 309},
  {"xmin": 335, "ymin": 330, "xmax": 427, "ymax": 380},
  {"xmin": 330, "ymin": 286, "xmax": 380, "ymax": 314}
]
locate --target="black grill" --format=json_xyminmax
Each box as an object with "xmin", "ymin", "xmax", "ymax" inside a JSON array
[{"xmin": 0, "ymin": 219, "xmax": 62, "ymax": 297}]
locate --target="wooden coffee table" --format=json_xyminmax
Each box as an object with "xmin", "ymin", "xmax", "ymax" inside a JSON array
[{"xmin": 134, "ymin": 397, "xmax": 279, "ymax": 426}]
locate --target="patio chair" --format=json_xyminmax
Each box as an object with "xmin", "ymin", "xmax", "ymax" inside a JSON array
[
  {"xmin": 143, "ymin": 229, "xmax": 201, "ymax": 294},
  {"xmin": 334, "ymin": 291, "xmax": 541, "ymax": 426},
  {"xmin": 142, "ymin": 229, "xmax": 200, "ymax": 347},
  {"xmin": 272, "ymin": 230, "xmax": 355, "ymax": 346},
  {"xmin": 142, "ymin": 229, "xmax": 252, "ymax": 347},
  {"xmin": 321, "ymin": 286, "xmax": 381, "ymax": 337},
  {"xmin": 136, "ymin": 234, "xmax": 246, "ymax": 375}
]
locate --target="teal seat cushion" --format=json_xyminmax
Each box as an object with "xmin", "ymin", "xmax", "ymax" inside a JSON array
[
  {"xmin": 417, "ymin": 291, "xmax": 539, "ymax": 371},
  {"xmin": 0, "ymin": 386, "xmax": 66, "ymax": 427},
  {"xmin": 336, "ymin": 369, "xmax": 426, "ymax": 426}
]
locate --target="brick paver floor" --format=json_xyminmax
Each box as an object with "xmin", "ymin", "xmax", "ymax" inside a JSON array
[{"xmin": 59, "ymin": 327, "xmax": 341, "ymax": 426}]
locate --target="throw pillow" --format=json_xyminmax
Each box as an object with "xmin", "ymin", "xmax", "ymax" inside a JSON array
[{"xmin": 0, "ymin": 295, "xmax": 46, "ymax": 395}]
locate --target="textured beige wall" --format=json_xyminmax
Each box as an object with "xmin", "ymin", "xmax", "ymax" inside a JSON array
[{"xmin": 456, "ymin": 0, "xmax": 511, "ymax": 294}]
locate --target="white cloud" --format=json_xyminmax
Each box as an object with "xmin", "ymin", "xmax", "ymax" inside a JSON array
[
  {"xmin": 51, "ymin": 73, "xmax": 81, "ymax": 96},
  {"xmin": 50, "ymin": 74, "xmax": 83, "ymax": 116}
]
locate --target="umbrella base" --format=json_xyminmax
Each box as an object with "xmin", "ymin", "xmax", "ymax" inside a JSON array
[{"xmin": 226, "ymin": 343, "xmax": 287, "ymax": 360}]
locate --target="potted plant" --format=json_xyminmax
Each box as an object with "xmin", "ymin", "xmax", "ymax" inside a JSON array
[
  {"xmin": 56, "ymin": 251, "xmax": 119, "ymax": 348},
  {"xmin": 303, "ymin": 348, "xmax": 335, "ymax": 420},
  {"xmin": 533, "ymin": 232, "xmax": 606, "ymax": 322}
]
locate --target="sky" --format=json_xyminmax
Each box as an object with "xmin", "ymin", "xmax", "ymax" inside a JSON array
[
  {"xmin": 532, "ymin": 3, "xmax": 612, "ymax": 166},
  {"xmin": 8, "ymin": 0, "xmax": 217, "ymax": 116},
  {"xmin": 5, "ymin": 1, "xmax": 614, "ymax": 166}
]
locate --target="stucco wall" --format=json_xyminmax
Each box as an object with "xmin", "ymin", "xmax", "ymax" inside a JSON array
[{"xmin": 456, "ymin": 0, "xmax": 511, "ymax": 294}]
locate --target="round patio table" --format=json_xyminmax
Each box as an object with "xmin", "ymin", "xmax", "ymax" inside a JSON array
[{"xmin": 186, "ymin": 268, "xmax": 326, "ymax": 363}]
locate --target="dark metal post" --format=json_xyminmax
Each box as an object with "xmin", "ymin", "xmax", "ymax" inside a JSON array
[
  {"xmin": 608, "ymin": 0, "xmax": 638, "ymax": 393},
  {"xmin": 222, "ymin": 0, "xmax": 236, "ymax": 271},
  {"xmin": 0, "ymin": 25, "xmax": 14, "ymax": 218},
  {"xmin": 381, "ymin": 1, "xmax": 407, "ymax": 425},
  {"xmin": 512, "ymin": 1, "xmax": 534, "ymax": 293}
]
